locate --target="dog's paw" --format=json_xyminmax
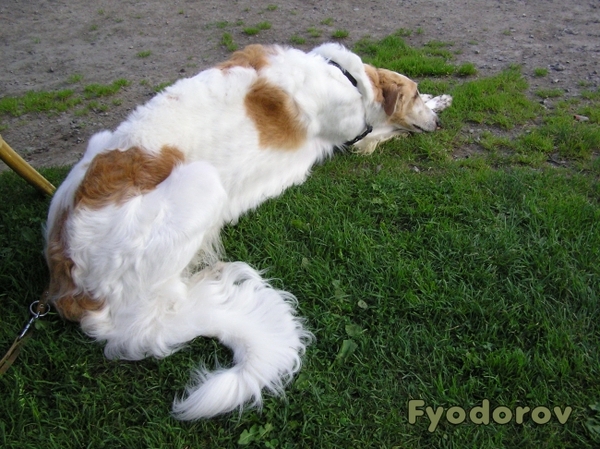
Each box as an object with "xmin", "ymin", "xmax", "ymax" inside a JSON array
[
  {"xmin": 419, "ymin": 93, "xmax": 434, "ymax": 103},
  {"xmin": 425, "ymin": 94, "xmax": 453, "ymax": 113}
]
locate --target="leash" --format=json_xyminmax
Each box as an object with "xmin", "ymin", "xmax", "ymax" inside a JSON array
[
  {"xmin": 0, "ymin": 136, "xmax": 55, "ymax": 374},
  {"xmin": 0, "ymin": 296, "xmax": 51, "ymax": 375}
]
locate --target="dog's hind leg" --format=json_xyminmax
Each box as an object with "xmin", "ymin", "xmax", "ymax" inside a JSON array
[
  {"xmin": 77, "ymin": 159, "xmax": 311, "ymax": 419},
  {"xmin": 79, "ymin": 160, "xmax": 228, "ymax": 360}
]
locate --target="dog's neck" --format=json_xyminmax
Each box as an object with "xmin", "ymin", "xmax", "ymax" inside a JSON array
[
  {"xmin": 327, "ymin": 60, "xmax": 373, "ymax": 146},
  {"xmin": 327, "ymin": 60, "xmax": 358, "ymax": 88}
]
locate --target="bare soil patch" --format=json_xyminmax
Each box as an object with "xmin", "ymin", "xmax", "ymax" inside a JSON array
[{"xmin": 1, "ymin": 0, "xmax": 599, "ymax": 170}]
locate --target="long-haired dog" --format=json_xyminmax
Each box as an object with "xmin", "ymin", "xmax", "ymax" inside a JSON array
[{"xmin": 44, "ymin": 43, "xmax": 451, "ymax": 419}]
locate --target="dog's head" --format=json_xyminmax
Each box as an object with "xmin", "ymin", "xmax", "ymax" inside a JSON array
[
  {"xmin": 356, "ymin": 65, "xmax": 442, "ymax": 154},
  {"xmin": 376, "ymin": 68, "xmax": 440, "ymax": 132}
]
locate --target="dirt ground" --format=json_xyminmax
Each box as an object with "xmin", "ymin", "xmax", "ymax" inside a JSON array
[{"xmin": 1, "ymin": 0, "xmax": 599, "ymax": 171}]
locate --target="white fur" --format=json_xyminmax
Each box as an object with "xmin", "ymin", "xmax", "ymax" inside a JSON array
[{"xmin": 45, "ymin": 43, "xmax": 451, "ymax": 420}]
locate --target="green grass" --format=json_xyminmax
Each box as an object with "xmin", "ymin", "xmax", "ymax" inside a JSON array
[
  {"xmin": 445, "ymin": 66, "xmax": 540, "ymax": 129},
  {"xmin": 1, "ymin": 30, "xmax": 600, "ymax": 449},
  {"xmin": 66, "ymin": 74, "xmax": 83, "ymax": 84},
  {"xmin": 355, "ymin": 32, "xmax": 467, "ymax": 77},
  {"xmin": 0, "ymin": 78, "xmax": 130, "ymax": 125},
  {"xmin": 290, "ymin": 35, "xmax": 306, "ymax": 45},
  {"xmin": 581, "ymin": 88, "xmax": 600, "ymax": 101},
  {"xmin": 0, "ymin": 90, "xmax": 81, "ymax": 116},
  {"xmin": 221, "ymin": 32, "xmax": 237, "ymax": 52},
  {"xmin": 243, "ymin": 22, "xmax": 272, "ymax": 36},
  {"xmin": 307, "ymin": 26, "xmax": 322, "ymax": 38},
  {"xmin": 1, "ymin": 160, "xmax": 599, "ymax": 448},
  {"xmin": 331, "ymin": 29, "xmax": 349, "ymax": 39},
  {"xmin": 136, "ymin": 50, "xmax": 152, "ymax": 58},
  {"xmin": 536, "ymin": 88, "xmax": 565, "ymax": 99},
  {"xmin": 153, "ymin": 81, "xmax": 174, "ymax": 93},
  {"xmin": 534, "ymin": 67, "xmax": 549, "ymax": 77},
  {"xmin": 83, "ymin": 78, "xmax": 130, "ymax": 98},
  {"xmin": 456, "ymin": 62, "xmax": 477, "ymax": 77}
]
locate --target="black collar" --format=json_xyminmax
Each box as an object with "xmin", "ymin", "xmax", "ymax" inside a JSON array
[
  {"xmin": 327, "ymin": 60, "xmax": 373, "ymax": 146},
  {"xmin": 327, "ymin": 60, "xmax": 358, "ymax": 87},
  {"xmin": 343, "ymin": 125, "xmax": 373, "ymax": 146}
]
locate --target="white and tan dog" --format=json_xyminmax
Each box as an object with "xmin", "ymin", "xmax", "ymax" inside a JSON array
[{"xmin": 44, "ymin": 43, "xmax": 451, "ymax": 420}]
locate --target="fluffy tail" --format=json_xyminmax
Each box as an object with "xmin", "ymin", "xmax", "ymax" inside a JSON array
[{"xmin": 168, "ymin": 261, "xmax": 313, "ymax": 420}]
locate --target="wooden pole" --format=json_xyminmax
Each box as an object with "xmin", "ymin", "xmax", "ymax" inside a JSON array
[{"xmin": 0, "ymin": 134, "xmax": 55, "ymax": 196}]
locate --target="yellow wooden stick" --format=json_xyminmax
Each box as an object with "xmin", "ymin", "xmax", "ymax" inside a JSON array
[{"xmin": 0, "ymin": 134, "xmax": 55, "ymax": 196}]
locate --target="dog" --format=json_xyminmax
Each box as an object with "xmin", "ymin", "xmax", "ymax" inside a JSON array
[{"xmin": 43, "ymin": 43, "xmax": 452, "ymax": 420}]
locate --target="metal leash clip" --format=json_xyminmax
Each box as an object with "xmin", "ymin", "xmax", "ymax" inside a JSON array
[{"xmin": 18, "ymin": 300, "xmax": 51, "ymax": 341}]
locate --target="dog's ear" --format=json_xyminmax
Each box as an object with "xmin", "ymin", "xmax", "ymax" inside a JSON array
[{"xmin": 382, "ymin": 85, "xmax": 401, "ymax": 116}]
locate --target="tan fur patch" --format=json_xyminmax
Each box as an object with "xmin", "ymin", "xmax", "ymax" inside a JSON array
[
  {"xmin": 244, "ymin": 78, "xmax": 306, "ymax": 150},
  {"xmin": 74, "ymin": 145, "xmax": 184, "ymax": 209},
  {"xmin": 218, "ymin": 44, "xmax": 272, "ymax": 71},
  {"xmin": 363, "ymin": 64, "xmax": 384, "ymax": 104},
  {"xmin": 48, "ymin": 145, "xmax": 184, "ymax": 321},
  {"xmin": 45, "ymin": 210, "xmax": 103, "ymax": 322},
  {"xmin": 366, "ymin": 66, "xmax": 418, "ymax": 119}
]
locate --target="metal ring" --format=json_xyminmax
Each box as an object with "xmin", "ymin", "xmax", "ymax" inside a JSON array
[{"xmin": 29, "ymin": 300, "xmax": 51, "ymax": 318}]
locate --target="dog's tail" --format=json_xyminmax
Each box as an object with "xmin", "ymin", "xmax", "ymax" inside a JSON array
[{"xmin": 167, "ymin": 261, "xmax": 312, "ymax": 420}]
